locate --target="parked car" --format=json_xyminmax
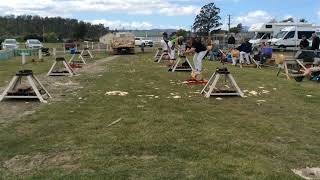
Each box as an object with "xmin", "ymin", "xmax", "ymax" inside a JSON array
[
  {"xmin": 64, "ymin": 40, "xmax": 81, "ymax": 50},
  {"xmin": 1, "ymin": 39, "xmax": 19, "ymax": 49},
  {"xmin": 135, "ymin": 37, "xmax": 153, "ymax": 47},
  {"xmin": 25, "ymin": 39, "xmax": 43, "ymax": 49}
]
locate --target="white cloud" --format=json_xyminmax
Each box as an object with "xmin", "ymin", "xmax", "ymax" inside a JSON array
[
  {"xmin": 90, "ymin": 19, "xmax": 188, "ymax": 30},
  {"xmin": 91, "ymin": 19, "xmax": 153, "ymax": 30},
  {"xmin": 220, "ymin": 10, "xmax": 274, "ymax": 30},
  {"xmin": 235, "ymin": 10, "xmax": 273, "ymax": 27},
  {"xmin": 0, "ymin": 0, "xmax": 200, "ymax": 17}
]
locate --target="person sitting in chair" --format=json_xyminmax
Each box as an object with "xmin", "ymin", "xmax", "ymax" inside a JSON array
[{"xmin": 238, "ymin": 39, "xmax": 252, "ymax": 65}]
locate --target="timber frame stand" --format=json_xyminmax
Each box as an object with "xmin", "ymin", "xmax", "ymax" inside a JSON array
[
  {"xmin": 157, "ymin": 50, "xmax": 169, "ymax": 63},
  {"xmin": 169, "ymin": 55, "xmax": 194, "ymax": 72},
  {"xmin": 48, "ymin": 57, "xmax": 76, "ymax": 76},
  {"xmin": 154, "ymin": 48, "xmax": 163, "ymax": 61},
  {"xmin": 69, "ymin": 48, "xmax": 94, "ymax": 65},
  {"xmin": 239, "ymin": 55, "xmax": 261, "ymax": 69},
  {"xmin": 0, "ymin": 70, "xmax": 52, "ymax": 103},
  {"xmin": 201, "ymin": 67, "xmax": 244, "ymax": 98},
  {"xmin": 277, "ymin": 59, "xmax": 306, "ymax": 80}
]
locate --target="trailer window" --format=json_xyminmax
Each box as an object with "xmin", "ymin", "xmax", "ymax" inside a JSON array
[
  {"xmin": 298, "ymin": 31, "xmax": 314, "ymax": 39},
  {"xmin": 266, "ymin": 25, "xmax": 273, "ymax": 29},
  {"xmin": 262, "ymin": 33, "xmax": 271, "ymax": 39},
  {"xmin": 254, "ymin": 33, "xmax": 265, "ymax": 39},
  {"xmin": 284, "ymin": 31, "xmax": 295, "ymax": 39},
  {"xmin": 275, "ymin": 31, "xmax": 288, "ymax": 39}
]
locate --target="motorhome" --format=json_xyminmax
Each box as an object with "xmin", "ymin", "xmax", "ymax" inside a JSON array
[
  {"xmin": 249, "ymin": 22, "xmax": 315, "ymax": 47},
  {"xmin": 269, "ymin": 26, "xmax": 320, "ymax": 48}
]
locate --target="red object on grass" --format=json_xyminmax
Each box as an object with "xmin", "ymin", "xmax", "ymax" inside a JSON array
[
  {"xmin": 183, "ymin": 79, "xmax": 208, "ymax": 85},
  {"xmin": 69, "ymin": 63, "xmax": 82, "ymax": 69}
]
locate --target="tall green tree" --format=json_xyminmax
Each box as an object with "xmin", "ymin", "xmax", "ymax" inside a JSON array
[
  {"xmin": 229, "ymin": 23, "xmax": 243, "ymax": 33},
  {"xmin": 73, "ymin": 21, "xmax": 88, "ymax": 40},
  {"xmin": 0, "ymin": 15, "xmax": 109, "ymax": 41},
  {"xmin": 193, "ymin": 2, "xmax": 222, "ymax": 35},
  {"xmin": 176, "ymin": 29, "xmax": 188, "ymax": 38}
]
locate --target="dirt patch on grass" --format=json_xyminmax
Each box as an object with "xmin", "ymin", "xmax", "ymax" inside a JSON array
[
  {"xmin": 3, "ymin": 151, "xmax": 81, "ymax": 175},
  {"xmin": 80, "ymin": 56, "xmax": 119, "ymax": 74}
]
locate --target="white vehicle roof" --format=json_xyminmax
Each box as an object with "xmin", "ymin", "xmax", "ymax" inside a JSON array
[
  {"xmin": 249, "ymin": 22, "xmax": 316, "ymax": 32},
  {"xmin": 280, "ymin": 26, "xmax": 319, "ymax": 32},
  {"xmin": 4, "ymin": 39, "xmax": 17, "ymax": 41},
  {"xmin": 27, "ymin": 39, "xmax": 41, "ymax": 43},
  {"xmin": 27, "ymin": 39, "xmax": 40, "ymax": 41}
]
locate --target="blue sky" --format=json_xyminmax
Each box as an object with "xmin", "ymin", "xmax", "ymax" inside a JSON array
[{"xmin": 0, "ymin": 0, "xmax": 319, "ymax": 30}]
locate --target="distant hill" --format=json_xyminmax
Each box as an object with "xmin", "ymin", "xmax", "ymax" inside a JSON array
[{"xmin": 117, "ymin": 29, "xmax": 179, "ymax": 37}]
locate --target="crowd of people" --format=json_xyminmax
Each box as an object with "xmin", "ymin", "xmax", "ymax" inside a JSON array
[{"xmin": 157, "ymin": 31, "xmax": 320, "ymax": 81}]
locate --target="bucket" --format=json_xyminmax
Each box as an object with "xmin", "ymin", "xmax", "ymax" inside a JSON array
[{"xmin": 70, "ymin": 48, "xmax": 76, "ymax": 54}]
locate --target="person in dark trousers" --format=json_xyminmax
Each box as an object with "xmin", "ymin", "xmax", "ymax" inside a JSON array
[
  {"xmin": 311, "ymin": 33, "xmax": 320, "ymax": 50},
  {"xmin": 140, "ymin": 43, "xmax": 145, "ymax": 53},
  {"xmin": 300, "ymin": 35, "xmax": 310, "ymax": 49},
  {"xmin": 227, "ymin": 34, "xmax": 236, "ymax": 48}
]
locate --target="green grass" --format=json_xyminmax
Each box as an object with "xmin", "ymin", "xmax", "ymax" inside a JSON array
[{"xmin": 0, "ymin": 50, "xmax": 319, "ymax": 179}]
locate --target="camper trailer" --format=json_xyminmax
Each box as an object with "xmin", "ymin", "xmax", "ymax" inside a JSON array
[
  {"xmin": 269, "ymin": 26, "xmax": 320, "ymax": 48},
  {"xmin": 249, "ymin": 23, "xmax": 315, "ymax": 47}
]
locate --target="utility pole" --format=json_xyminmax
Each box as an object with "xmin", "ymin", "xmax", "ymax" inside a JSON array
[
  {"xmin": 228, "ymin": 15, "xmax": 231, "ymax": 32},
  {"xmin": 42, "ymin": 25, "xmax": 45, "ymax": 43}
]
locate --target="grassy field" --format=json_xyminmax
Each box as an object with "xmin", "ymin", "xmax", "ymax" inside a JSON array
[{"xmin": 0, "ymin": 49, "xmax": 319, "ymax": 179}]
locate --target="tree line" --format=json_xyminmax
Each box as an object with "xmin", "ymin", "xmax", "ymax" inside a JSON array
[{"xmin": 0, "ymin": 15, "xmax": 109, "ymax": 42}]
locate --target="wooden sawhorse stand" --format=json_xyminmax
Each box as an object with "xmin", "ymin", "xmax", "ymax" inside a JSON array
[
  {"xmin": 170, "ymin": 55, "xmax": 194, "ymax": 72},
  {"xmin": 201, "ymin": 68, "xmax": 244, "ymax": 98},
  {"xmin": 277, "ymin": 59, "xmax": 306, "ymax": 80},
  {"xmin": 0, "ymin": 70, "xmax": 52, "ymax": 103},
  {"xmin": 48, "ymin": 57, "xmax": 76, "ymax": 77}
]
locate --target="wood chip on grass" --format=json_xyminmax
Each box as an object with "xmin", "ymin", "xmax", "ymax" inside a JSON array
[
  {"xmin": 105, "ymin": 91, "xmax": 129, "ymax": 96},
  {"xmin": 107, "ymin": 118, "xmax": 123, "ymax": 128},
  {"xmin": 292, "ymin": 167, "xmax": 320, "ymax": 180}
]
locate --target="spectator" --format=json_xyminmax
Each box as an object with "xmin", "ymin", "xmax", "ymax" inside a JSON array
[
  {"xmin": 256, "ymin": 42, "xmax": 271, "ymax": 65},
  {"xmin": 238, "ymin": 39, "xmax": 252, "ymax": 65},
  {"xmin": 140, "ymin": 42, "xmax": 145, "ymax": 53},
  {"xmin": 299, "ymin": 35, "xmax": 309, "ymax": 49},
  {"xmin": 311, "ymin": 33, "xmax": 320, "ymax": 50},
  {"xmin": 228, "ymin": 34, "xmax": 236, "ymax": 48}
]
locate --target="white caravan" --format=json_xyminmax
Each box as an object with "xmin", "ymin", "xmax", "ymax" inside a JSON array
[
  {"xmin": 249, "ymin": 23, "xmax": 315, "ymax": 47},
  {"xmin": 269, "ymin": 26, "xmax": 320, "ymax": 48}
]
